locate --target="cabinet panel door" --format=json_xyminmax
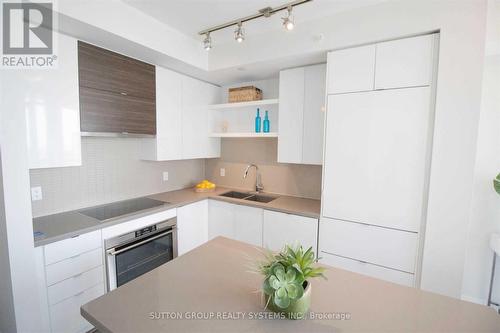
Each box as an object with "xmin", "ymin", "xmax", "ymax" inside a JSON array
[
  {"xmin": 233, "ymin": 205, "xmax": 263, "ymax": 247},
  {"xmin": 25, "ymin": 33, "xmax": 81, "ymax": 169},
  {"xmin": 177, "ymin": 200, "xmax": 208, "ymax": 255},
  {"xmin": 263, "ymin": 210, "xmax": 318, "ymax": 253},
  {"xmin": 323, "ymin": 88, "xmax": 431, "ymax": 232},
  {"xmin": 277, "ymin": 67, "xmax": 305, "ymax": 164},
  {"xmin": 320, "ymin": 218, "xmax": 418, "ymax": 273},
  {"xmin": 320, "ymin": 252, "xmax": 414, "ymax": 287},
  {"xmin": 302, "ymin": 64, "xmax": 326, "ymax": 165},
  {"xmin": 182, "ymin": 77, "xmax": 220, "ymax": 159},
  {"xmin": 208, "ymin": 200, "xmax": 234, "ymax": 240},
  {"xmin": 375, "ymin": 34, "xmax": 435, "ymax": 90},
  {"xmin": 151, "ymin": 67, "xmax": 183, "ymax": 160},
  {"xmin": 80, "ymin": 87, "xmax": 156, "ymax": 135},
  {"xmin": 78, "ymin": 41, "xmax": 155, "ymax": 99},
  {"xmin": 327, "ymin": 45, "xmax": 375, "ymax": 94}
]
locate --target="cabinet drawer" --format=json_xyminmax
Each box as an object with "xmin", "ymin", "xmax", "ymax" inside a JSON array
[
  {"xmin": 49, "ymin": 283, "xmax": 104, "ymax": 333},
  {"xmin": 45, "ymin": 230, "xmax": 101, "ymax": 265},
  {"xmin": 48, "ymin": 266, "xmax": 104, "ymax": 306},
  {"xmin": 320, "ymin": 252, "xmax": 414, "ymax": 287},
  {"xmin": 46, "ymin": 248, "xmax": 103, "ymax": 286},
  {"xmin": 319, "ymin": 218, "xmax": 417, "ymax": 273}
]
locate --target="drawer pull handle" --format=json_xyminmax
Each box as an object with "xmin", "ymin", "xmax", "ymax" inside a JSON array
[
  {"xmin": 358, "ymin": 260, "xmax": 367, "ymax": 264},
  {"xmin": 72, "ymin": 273, "xmax": 83, "ymax": 279},
  {"xmin": 74, "ymin": 291, "xmax": 84, "ymax": 297},
  {"xmin": 70, "ymin": 254, "xmax": 80, "ymax": 260}
]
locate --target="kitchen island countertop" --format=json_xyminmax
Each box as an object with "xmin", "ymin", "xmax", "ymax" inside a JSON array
[{"xmin": 81, "ymin": 237, "xmax": 500, "ymax": 333}]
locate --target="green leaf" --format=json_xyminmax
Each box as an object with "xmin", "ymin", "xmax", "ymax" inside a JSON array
[
  {"xmin": 273, "ymin": 264, "xmax": 286, "ymax": 281},
  {"xmin": 263, "ymin": 278, "xmax": 274, "ymax": 295},
  {"xmin": 269, "ymin": 275, "xmax": 280, "ymax": 290},
  {"xmin": 276, "ymin": 286, "xmax": 287, "ymax": 298},
  {"xmin": 274, "ymin": 295, "xmax": 291, "ymax": 309},
  {"xmin": 494, "ymin": 173, "xmax": 500, "ymax": 195},
  {"xmin": 285, "ymin": 283, "xmax": 304, "ymax": 300},
  {"xmin": 285, "ymin": 267, "xmax": 296, "ymax": 282}
]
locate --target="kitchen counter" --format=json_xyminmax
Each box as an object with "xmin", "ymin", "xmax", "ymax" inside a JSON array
[
  {"xmin": 32, "ymin": 187, "xmax": 320, "ymax": 247},
  {"xmin": 81, "ymin": 237, "xmax": 500, "ymax": 333}
]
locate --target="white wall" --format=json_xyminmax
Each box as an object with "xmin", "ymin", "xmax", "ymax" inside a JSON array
[
  {"xmin": 461, "ymin": 0, "xmax": 500, "ymax": 305},
  {"xmin": 0, "ymin": 71, "xmax": 44, "ymax": 331}
]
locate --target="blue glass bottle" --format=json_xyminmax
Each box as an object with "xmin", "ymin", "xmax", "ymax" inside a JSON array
[
  {"xmin": 263, "ymin": 110, "xmax": 270, "ymax": 133},
  {"xmin": 255, "ymin": 108, "xmax": 262, "ymax": 133}
]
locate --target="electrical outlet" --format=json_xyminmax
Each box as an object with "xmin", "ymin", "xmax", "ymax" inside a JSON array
[
  {"xmin": 31, "ymin": 186, "xmax": 43, "ymax": 201},
  {"xmin": 220, "ymin": 168, "xmax": 225, "ymax": 177},
  {"xmin": 162, "ymin": 171, "xmax": 169, "ymax": 181}
]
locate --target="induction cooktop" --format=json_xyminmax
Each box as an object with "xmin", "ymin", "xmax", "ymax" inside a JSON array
[{"xmin": 78, "ymin": 197, "xmax": 167, "ymax": 222}]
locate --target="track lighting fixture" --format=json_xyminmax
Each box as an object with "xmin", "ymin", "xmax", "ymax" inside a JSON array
[
  {"xmin": 203, "ymin": 33, "xmax": 212, "ymax": 51},
  {"xmin": 234, "ymin": 22, "xmax": 245, "ymax": 43},
  {"xmin": 199, "ymin": 0, "xmax": 311, "ymax": 50},
  {"xmin": 282, "ymin": 6, "xmax": 295, "ymax": 31}
]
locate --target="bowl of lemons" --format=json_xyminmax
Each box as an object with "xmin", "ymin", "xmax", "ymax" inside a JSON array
[{"xmin": 195, "ymin": 180, "xmax": 216, "ymax": 193}]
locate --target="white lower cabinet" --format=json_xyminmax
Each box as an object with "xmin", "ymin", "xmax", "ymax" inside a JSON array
[
  {"xmin": 263, "ymin": 210, "xmax": 318, "ymax": 253},
  {"xmin": 320, "ymin": 252, "xmax": 414, "ymax": 287},
  {"xmin": 35, "ymin": 230, "xmax": 105, "ymax": 333},
  {"xmin": 208, "ymin": 200, "xmax": 263, "ymax": 247},
  {"xmin": 177, "ymin": 200, "xmax": 209, "ymax": 255},
  {"xmin": 319, "ymin": 217, "xmax": 417, "ymax": 286}
]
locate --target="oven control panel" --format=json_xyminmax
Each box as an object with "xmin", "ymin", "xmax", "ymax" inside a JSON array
[{"xmin": 135, "ymin": 225, "xmax": 157, "ymax": 238}]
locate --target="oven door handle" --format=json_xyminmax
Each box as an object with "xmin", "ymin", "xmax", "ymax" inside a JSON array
[{"xmin": 107, "ymin": 228, "xmax": 176, "ymax": 256}]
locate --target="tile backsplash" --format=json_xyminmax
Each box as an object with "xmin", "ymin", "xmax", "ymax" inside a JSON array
[
  {"xmin": 30, "ymin": 137, "xmax": 204, "ymax": 217},
  {"xmin": 205, "ymin": 138, "xmax": 322, "ymax": 200}
]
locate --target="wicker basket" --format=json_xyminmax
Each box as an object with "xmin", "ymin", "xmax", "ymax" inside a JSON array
[{"xmin": 228, "ymin": 86, "xmax": 262, "ymax": 103}]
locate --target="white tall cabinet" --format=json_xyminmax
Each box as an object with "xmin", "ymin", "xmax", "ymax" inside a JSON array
[
  {"xmin": 141, "ymin": 68, "xmax": 221, "ymax": 161},
  {"xmin": 320, "ymin": 33, "xmax": 438, "ymax": 287},
  {"xmin": 24, "ymin": 33, "xmax": 82, "ymax": 169},
  {"xmin": 278, "ymin": 64, "xmax": 326, "ymax": 165}
]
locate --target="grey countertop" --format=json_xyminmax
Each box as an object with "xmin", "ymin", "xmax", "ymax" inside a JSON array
[
  {"xmin": 81, "ymin": 237, "xmax": 500, "ymax": 333},
  {"xmin": 32, "ymin": 187, "xmax": 321, "ymax": 247}
]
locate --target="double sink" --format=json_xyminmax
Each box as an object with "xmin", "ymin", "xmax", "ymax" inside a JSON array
[{"xmin": 218, "ymin": 191, "xmax": 277, "ymax": 203}]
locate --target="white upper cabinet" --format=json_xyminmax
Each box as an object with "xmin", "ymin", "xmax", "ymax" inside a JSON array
[
  {"xmin": 278, "ymin": 67, "xmax": 304, "ymax": 164},
  {"xmin": 142, "ymin": 67, "xmax": 183, "ymax": 161},
  {"xmin": 142, "ymin": 68, "xmax": 221, "ymax": 161},
  {"xmin": 327, "ymin": 45, "xmax": 376, "ymax": 94},
  {"xmin": 322, "ymin": 87, "xmax": 432, "ymax": 232},
  {"xmin": 25, "ymin": 33, "xmax": 81, "ymax": 169},
  {"xmin": 374, "ymin": 34, "xmax": 435, "ymax": 90},
  {"xmin": 278, "ymin": 64, "xmax": 326, "ymax": 165},
  {"xmin": 181, "ymin": 76, "xmax": 221, "ymax": 160}
]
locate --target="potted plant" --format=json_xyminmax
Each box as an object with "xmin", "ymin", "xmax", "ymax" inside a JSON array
[{"xmin": 257, "ymin": 244, "xmax": 326, "ymax": 319}]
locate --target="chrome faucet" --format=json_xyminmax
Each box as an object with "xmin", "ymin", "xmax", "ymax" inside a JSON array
[{"xmin": 243, "ymin": 164, "xmax": 264, "ymax": 193}]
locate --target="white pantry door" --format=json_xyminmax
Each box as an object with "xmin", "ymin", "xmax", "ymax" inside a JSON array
[{"xmin": 322, "ymin": 87, "xmax": 432, "ymax": 232}]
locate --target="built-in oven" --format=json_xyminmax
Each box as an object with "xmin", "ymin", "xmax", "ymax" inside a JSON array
[{"xmin": 105, "ymin": 218, "xmax": 177, "ymax": 291}]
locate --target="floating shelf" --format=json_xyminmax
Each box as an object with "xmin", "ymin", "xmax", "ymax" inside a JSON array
[
  {"xmin": 210, "ymin": 132, "xmax": 278, "ymax": 138},
  {"xmin": 208, "ymin": 99, "xmax": 279, "ymax": 110}
]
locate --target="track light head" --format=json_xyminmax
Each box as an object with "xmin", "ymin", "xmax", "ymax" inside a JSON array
[
  {"xmin": 282, "ymin": 6, "xmax": 294, "ymax": 31},
  {"xmin": 203, "ymin": 33, "xmax": 212, "ymax": 50},
  {"xmin": 234, "ymin": 22, "xmax": 245, "ymax": 43}
]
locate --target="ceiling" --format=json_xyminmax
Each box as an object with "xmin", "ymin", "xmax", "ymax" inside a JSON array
[{"xmin": 122, "ymin": 0, "xmax": 385, "ymax": 44}]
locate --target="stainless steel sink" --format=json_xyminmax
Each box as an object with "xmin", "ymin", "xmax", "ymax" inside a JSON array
[
  {"xmin": 218, "ymin": 191, "xmax": 277, "ymax": 203},
  {"xmin": 219, "ymin": 191, "xmax": 252, "ymax": 199},
  {"xmin": 244, "ymin": 194, "xmax": 277, "ymax": 203}
]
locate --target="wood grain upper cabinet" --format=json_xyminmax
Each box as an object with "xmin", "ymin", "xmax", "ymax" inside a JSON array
[{"xmin": 78, "ymin": 41, "xmax": 156, "ymax": 135}]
